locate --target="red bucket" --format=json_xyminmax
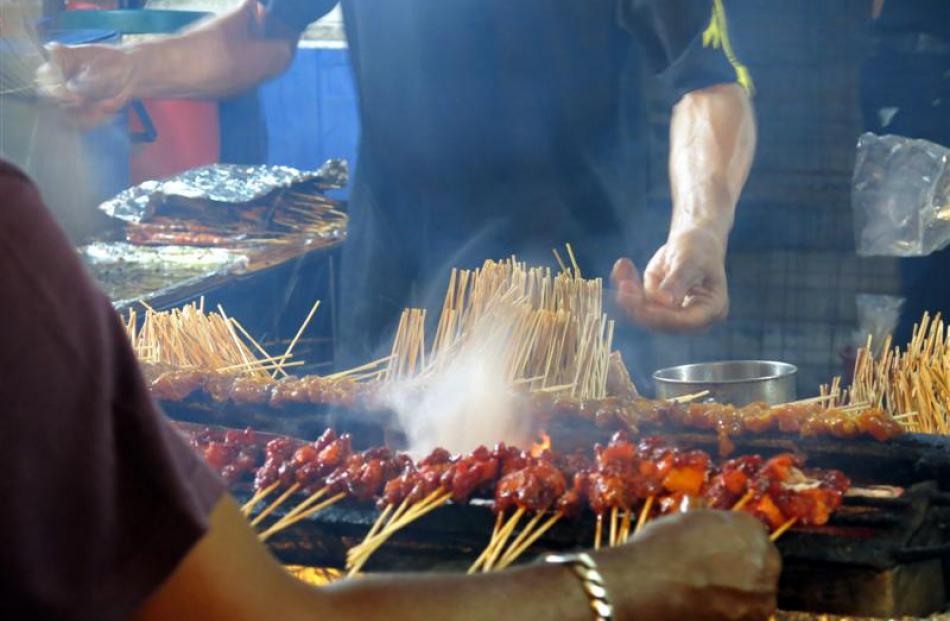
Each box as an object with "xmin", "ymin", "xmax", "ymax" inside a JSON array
[{"xmin": 130, "ymin": 99, "xmax": 219, "ymax": 183}]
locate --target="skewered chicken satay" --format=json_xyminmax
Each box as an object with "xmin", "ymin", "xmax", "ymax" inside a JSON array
[
  {"xmin": 150, "ymin": 369, "xmax": 206, "ymax": 401},
  {"xmin": 253, "ymin": 436, "xmax": 300, "ymax": 492},
  {"xmin": 269, "ymin": 377, "xmax": 310, "ymax": 407},
  {"xmin": 494, "ymin": 458, "xmax": 568, "ymax": 515},
  {"xmin": 379, "ymin": 447, "xmax": 454, "ymax": 508},
  {"xmin": 742, "ymin": 454, "xmax": 850, "ymax": 530},
  {"xmin": 184, "ymin": 425, "xmax": 262, "ymax": 484},
  {"xmin": 587, "ymin": 433, "xmax": 642, "ymax": 518},
  {"xmin": 702, "ymin": 455, "xmax": 764, "ymax": 510},
  {"xmin": 289, "ymin": 429, "xmax": 354, "ymax": 492},
  {"xmin": 326, "ymin": 446, "xmax": 409, "ymax": 501},
  {"xmin": 440, "ymin": 445, "xmax": 501, "ymax": 503},
  {"xmin": 228, "ymin": 376, "xmax": 273, "ymax": 404}
]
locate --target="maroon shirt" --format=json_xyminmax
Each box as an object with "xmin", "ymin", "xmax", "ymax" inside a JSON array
[{"xmin": 0, "ymin": 160, "xmax": 224, "ymax": 620}]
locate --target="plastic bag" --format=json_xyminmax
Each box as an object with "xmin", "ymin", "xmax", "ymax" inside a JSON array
[{"xmin": 852, "ymin": 133, "xmax": 950, "ymax": 257}]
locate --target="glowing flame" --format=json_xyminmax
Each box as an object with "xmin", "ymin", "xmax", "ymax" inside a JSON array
[{"xmin": 530, "ymin": 431, "xmax": 552, "ymax": 458}]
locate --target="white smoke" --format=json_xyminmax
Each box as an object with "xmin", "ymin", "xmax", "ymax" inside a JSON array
[{"xmin": 380, "ymin": 314, "xmax": 533, "ymax": 456}]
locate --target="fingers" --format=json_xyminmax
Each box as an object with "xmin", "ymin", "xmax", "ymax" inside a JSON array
[
  {"xmin": 642, "ymin": 253, "xmax": 672, "ymax": 306},
  {"xmin": 610, "ymin": 257, "xmax": 639, "ymax": 286},
  {"xmin": 657, "ymin": 264, "xmax": 703, "ymax": 308},
  {"xmin": 612, "ymin": 243, "xmax": 728, "ymax": 332}
]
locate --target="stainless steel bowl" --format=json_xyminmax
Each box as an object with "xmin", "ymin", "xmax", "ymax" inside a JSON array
[{"xmin": 652, "ymin": 360, "xmax": 797, "ymax": 406}]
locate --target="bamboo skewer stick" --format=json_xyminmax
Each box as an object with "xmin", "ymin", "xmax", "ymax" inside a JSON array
[
  {"xmin": 594, "ymin": 514, "xmax": 603, "ymax": 550},
  {"xmin": 272, "ymin": 300, "xmax": 321, "ymax": 378},
  {"xmin": 635, "ymin": 495, "xmax": 655, "ymax": 535},
  {"xmin": 249, "ymin": 483, "xmax": 300, "ymax": 527},
  {"xmin": 609, "ymin": 506, "xmax": 619, "ymax": 547},
  {"xmin": 670, "ymin": 390, "xmax": 711, "ymax": 404},
  {"xmin": 268, "ymin": 486, "xmax": 330, "ymax": 530},
  {"xmin": 468, "ymin": 512, "xmax": 505, "ymax": 575},
  {"xmin": 258, "ymin": 492, "xmax": 346, "ymax": 541},
  {"xmin": 482, "ymin": 507, "xmax": 526, "ymax": 572},
  {"xmin": 347, "ymin": 493, "xmax": 452, "ymax": 575},
  {"xmin": 498, "ymin": 512, "xmax": 543, "ymax": 565},
  {"xmin": 619, "ymin": 510, "xmax": 632, "ymax": 543},
  {"xmin": 769, "ymin": 517, "xmax": 798, "ymax": 541},
  {"xmin": 240, "ymin": 481, "xmax": 280, "ymax": 516},
  {"xmin": 365, "ymin": 504, "xmax": 395, "ymax": 541},
  {"xmin": 325, "ymin": 355, "xmax": 394, "ymax": 380},
  {"xmin": 227, "ymin": 314, "xmax": 291, "ymax": 379},
  {"xmin": 348, "ymin": 489, "xmax": 452, "ymax": 575},
  {"xmin": 731, "ymin": 490, "xmax": 755, "ymax": 512},
  {"xmin": 496, "ymin": 512, "xmax": 563, "ymax": 571}
]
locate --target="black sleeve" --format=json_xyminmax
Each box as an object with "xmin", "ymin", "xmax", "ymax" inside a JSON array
[
  {"xmin": 0, "ymin": 161, "xmax": 225, "ymax": 621},
  {"xmin": 619, "ymin": 0, "xmax": 754, "ymax": 100},
  {"xmin": 266, "ymin": 0, "xmax": 339, "ymax": 35}
]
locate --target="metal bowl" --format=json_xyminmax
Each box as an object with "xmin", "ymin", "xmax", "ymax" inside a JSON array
[{"xmin": 652, "ymin": 360, "xmax": 797, "ymax": 406}]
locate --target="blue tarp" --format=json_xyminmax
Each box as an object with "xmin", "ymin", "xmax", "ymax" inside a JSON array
[{"xmin": 259, "ymin": 46, "xmax": 360, "ymax": 200}]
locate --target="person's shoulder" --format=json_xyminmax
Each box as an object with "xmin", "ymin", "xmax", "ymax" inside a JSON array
[{"xmin": 0, "ymin": 158, "xmax": 32, "ymax": 184}]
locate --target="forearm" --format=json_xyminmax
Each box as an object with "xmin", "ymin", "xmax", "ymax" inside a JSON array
[
  {"xmin": 667, "ymin": 83, "xmax": 756, "ymax": 242},
  {"xmin": 125, "ymin": 1, "xmax": 296, "ymax": 99},
  {"xmin": 313, "ymin": 564, "xmax": 596, "ymax": 621}
]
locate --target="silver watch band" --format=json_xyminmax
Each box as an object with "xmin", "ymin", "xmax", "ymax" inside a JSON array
[{"xmin": 544, "ymin": 552, "xmax": 614, "ymax": 621}]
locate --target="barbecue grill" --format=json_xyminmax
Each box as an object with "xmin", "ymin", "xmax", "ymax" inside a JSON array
[{"xmin": 175, "ymin": 408, "xmax": 950, "ymax": 618}]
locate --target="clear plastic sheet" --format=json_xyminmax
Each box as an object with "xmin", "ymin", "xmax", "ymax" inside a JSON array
[
  {"xmin": 853, "ymin": 133, "xmax": 950, "ymax": 257},
  {"xmin": 100, "ymin": 160, "xmax": 348, "ymax": 223}
]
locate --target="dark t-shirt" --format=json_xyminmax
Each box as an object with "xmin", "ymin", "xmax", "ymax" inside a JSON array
[
  {"xmin": 269, "ymin": 1, "xmax": 747, "ymax": 200},
  {"xmin": 266, "ymin": 0, "xmax": 751, "ymax": 362},
  {"xmin": 0, "ymin": 161, "xmax": 224, "ymax": 620}
]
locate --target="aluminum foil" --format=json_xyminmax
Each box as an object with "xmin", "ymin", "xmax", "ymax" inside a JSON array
[
  {"xmin": 100, "ymin": 160, "xmax": 348, "ymax": 223},
  {"xmin": 81, "ymin": 241, "xmax": 248, "ymax": 307}
]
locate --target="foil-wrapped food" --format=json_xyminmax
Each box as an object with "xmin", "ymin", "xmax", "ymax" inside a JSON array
[{"xmin": 99, "ymin": 161, "xmax": 348, "ymax": 247}]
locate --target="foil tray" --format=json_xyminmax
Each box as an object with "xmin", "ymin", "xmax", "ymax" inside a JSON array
[
  {"xmin": 80, "ymin": 242, "xmax": 249, "ymax": 308},
  {"xmin": 100, "ymin": 160, "xmax": 348, "ymax": 223}
]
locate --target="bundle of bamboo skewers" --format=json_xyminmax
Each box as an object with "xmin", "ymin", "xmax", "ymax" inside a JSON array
[
  {"xmin": 125, "ymin": 299, "xmax": 318, "ymax": 379},
  {"xmin": 384, "ymin": 250, "xmax": 616, "ymax": 401},
  {"xmin": 839, "ymin": 312, "xmax": 950, "ymax": 435}
]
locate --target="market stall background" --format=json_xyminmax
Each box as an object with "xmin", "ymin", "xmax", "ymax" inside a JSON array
[
  {"xmin": 3, "ymin": 0, "xmax": 949, "ymax": 619},
  {"xmin": 10, "ymin": 0, "xmax": 907, "ymax": 392},
  {"xmin": 259, "ymin": 1, "xmax": 905, "ymax": 392}
]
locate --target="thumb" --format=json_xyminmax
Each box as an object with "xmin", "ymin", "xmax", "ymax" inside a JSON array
[
  {"xmin": 610, "ymin": 257, "xmax": 649, "ymax": 301},
  {"xmin": 610, "ymin": 257, "xmax": 639, "ymax": 286}
]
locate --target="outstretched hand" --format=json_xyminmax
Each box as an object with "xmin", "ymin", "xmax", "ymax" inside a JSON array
[{"xmin": 610, "ymin": 228, "xmax": 729, "ymax": 333}]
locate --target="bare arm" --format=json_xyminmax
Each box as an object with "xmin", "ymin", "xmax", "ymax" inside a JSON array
[
  {"xmin": 133, "ymin": 497, "xmax": 779, "ymax": 621},
  {"xmin": 668, "ymin": 82, "xmax": 755, "ymax": 249},
  {"xmin": 42, "ymin": 0, "xmax": 309, "ymax": 119},
  {"xmin": 612, "ymin": 82, "xmax": 756, "ymax": 331},
  {"xmin": 133, "ymin": 496, "xmax": 599, "ymax": 621},
  {"xmin": 125, "ymin": 0, "xmax": 298, "ymax": 99}
]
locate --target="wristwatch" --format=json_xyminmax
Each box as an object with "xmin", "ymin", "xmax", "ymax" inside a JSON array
[{"xmin": 544, "ymin": 552, "xmax": 614, "ymax": 621}]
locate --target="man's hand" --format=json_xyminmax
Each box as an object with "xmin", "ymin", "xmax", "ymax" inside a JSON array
[
  {"xmin": 614, "ymin": 82, "xmax": 754, "ymax": 334},
  {"xmin": 38, "ymin": 43, "xmax": 138, "ymax": 128},
  {"xmin": 600, "ymin": 510, "xmax": 781, "ymax": 621},
  {"xmin": 610, "ymin": 227, "xmax": 729, "ymax": 333}
]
